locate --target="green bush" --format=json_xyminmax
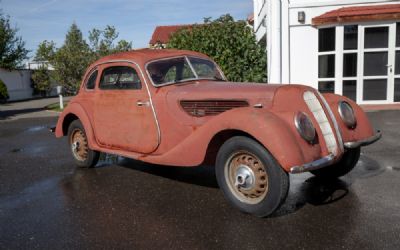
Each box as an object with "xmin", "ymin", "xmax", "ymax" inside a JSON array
[
  {"xmin": 168, "ymin": 14, "xmax": 267, "ymax": 83},
  {"xmin": 0, "ymin": 79, "xmax": 9, "ymax": 102}
]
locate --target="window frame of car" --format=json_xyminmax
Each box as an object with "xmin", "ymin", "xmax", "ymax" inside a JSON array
[
  {"xmin": 83, "ymin": 67, "xmax": 99, "ymax": 91},
  {"xmin": 98, "ymin": 64, "xmax": 143, "ymax": 91},
  {"xmin": 145, "ymin": 55, "xmax": 226, "ymax": 87}
]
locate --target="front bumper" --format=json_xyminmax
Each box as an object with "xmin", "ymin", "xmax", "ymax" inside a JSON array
[
  {"xmin": 344, "ymin": 130, "xmax": 382, "ymax": 149},
  {"xmin": 290, "ymin": 130, "xmax": 382, "ymax": 174}
]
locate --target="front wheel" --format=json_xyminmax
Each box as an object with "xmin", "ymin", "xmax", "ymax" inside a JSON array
[
  {"xmin": 68, "ymin": 120, "xmax": 100, "ymax": 168},
  {"xmin": 215, "ymin": 136, "xmax": 289, "ymax": 217},
  {"xmin": 311, "ymin": 147, "xmax": 361, "ymax": 178}
]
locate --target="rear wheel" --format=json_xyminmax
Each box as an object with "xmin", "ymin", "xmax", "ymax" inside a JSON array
[
  {"xmin": 215, "ymin": 136, "xmax": 289, "ymax": 217},
  {"xmin": 311, "ymin": 148, "xmax": 361, "ymax": 178},
  {"xmin": 68, "ymin": 120, "xmax": 99, "ymax": 168}
]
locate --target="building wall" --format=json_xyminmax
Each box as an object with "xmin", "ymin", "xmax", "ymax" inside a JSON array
[
  {"xmin": 287, "ymin": 0, "xmax": 398, "ymax": 88},
  {"xmin": 0, "ymin": 69, "xmax": 33, "ymax": 101},
  {"xmin": 253, "ymin": 0, "xmax": 400, "ymax": 103}
]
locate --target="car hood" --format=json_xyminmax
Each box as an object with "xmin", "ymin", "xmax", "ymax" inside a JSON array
[{"xmin": 165, "ymin": 81, "xmax": 281, "ymax": 108}]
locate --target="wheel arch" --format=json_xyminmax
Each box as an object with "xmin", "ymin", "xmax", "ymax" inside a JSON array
[
  {"xmin": 203, "ymin": 129, "xmax": 263, "ymax": 166},
  {"xmin": 55, "ymin": 103, "xmax": 97, "ymax": 148}
]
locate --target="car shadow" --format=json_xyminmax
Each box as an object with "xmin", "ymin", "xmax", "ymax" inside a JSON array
[
  {"xmin": 100, "ymin": 155, "xmax": 219, "ymax": 189},
  {"xmin": 0, "ymin": 107, "xmax": 45, "ymax": 120},
  {"xmin": 95, "ymin": 153, "xmax": 385, "ymax": 217},
  {"xmin": 271, "ymin": 154, "xmax": 385, "ymax": 217}
]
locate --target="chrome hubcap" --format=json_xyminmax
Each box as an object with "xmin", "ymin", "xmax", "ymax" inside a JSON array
[{"xmin": 234, "ymin": 165, "xmax": 255, "ymax": 190}]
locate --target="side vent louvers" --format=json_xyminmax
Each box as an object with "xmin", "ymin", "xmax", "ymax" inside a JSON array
[{"xmin": 180, "ymin": 100, "xmax": 249, "ymax": 117}]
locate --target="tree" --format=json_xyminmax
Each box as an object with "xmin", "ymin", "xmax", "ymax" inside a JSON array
[
  {"xmin": 168, "ymin": 14, "xmax": 267, "ymax": 82},
  {"xmin": 0, "ymin": 12, "xmax": 29, "ymax": 69},
  {"xmin": 35, "ymin": 23, "xmax": 133, "ymax": 94},
  {"xmin": 88, "ymin": 25, "xmax": 132, "ymax": 59},
  {"xmin": 34, "ymin": 40, "xmax": 56, "ymax": 62},
  {"xmin": 52, "ymin": 23, "xmax": 92, "ymax": 93},
  {"xmin": 31, "ymin": 66, "xmax": 53, "ymax": 96},
  {"xmin": 30, "ymin": 40, "xmax": 56, "ymax": 96}
]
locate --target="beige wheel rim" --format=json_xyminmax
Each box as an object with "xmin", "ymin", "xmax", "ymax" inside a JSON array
[
  {"xmin": 224, "ymin": 150, "xmax": 268, "ymax": 204},
  {"xmin": 70, "ymin": 128, "xmax": 88, "ymax": 162}
]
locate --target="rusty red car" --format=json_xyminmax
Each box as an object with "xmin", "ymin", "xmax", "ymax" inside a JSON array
[{"xmin": 55, "ymin": 49, "xmax": 381, "ymax": 217}]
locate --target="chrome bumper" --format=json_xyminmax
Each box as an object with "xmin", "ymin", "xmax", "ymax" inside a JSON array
[
  {"xmin": 290, "ymin": 130, "xmax": 381, "ymax": 174},
  {"xmin": 290, "ymin": 154, "xmax": 335, "ymax": 174},
  {"xmin": 344, "ymin": 130, "xmax": 382, "ymax": 149}
]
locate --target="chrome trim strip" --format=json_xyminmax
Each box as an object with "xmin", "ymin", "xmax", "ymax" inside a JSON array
[
  {"xmin": 290, "ymin": 154, "xmax": 335, "ymax": 174},
  {"xmin": 316, "ymin": 92, "xmax": 345, "ymax": 153},
  {"xmin": 90, "ymin": 59, "xmax": 161, "ymax": 151},
  {"xmin": 344, "ymin": 130, "xmax": 382, "ymax": 149}
]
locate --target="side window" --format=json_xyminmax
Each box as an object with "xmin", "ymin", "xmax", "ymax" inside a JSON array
[
  {"xmin": 100, "ymin": 66, "xmax": 142, "ymax": 90},
  {"xmin": 85, "ymin": 70, "xmax": 98, "ymax": 90}
]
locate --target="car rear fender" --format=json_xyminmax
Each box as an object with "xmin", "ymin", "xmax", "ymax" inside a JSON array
[{"xmin": 55, "ymin": 103, "xmax": 96, "ymax": 148}]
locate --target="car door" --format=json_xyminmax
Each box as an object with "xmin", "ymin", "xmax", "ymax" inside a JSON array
[{"xmin": 93, "ymin": 62, "xmax": 159, "ymax": 154}]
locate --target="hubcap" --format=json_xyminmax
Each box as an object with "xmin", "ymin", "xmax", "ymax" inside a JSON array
[
  {"xmin": 224, "ymin": 151, "xmax": 268, "ymax": 204},
  {"xmin": 70, "ymin": 129, "xmax": 88, "ymax": 162},
  {"xmin": 235, "ymin": 165, "xmax": 255, "ymax": 190}
]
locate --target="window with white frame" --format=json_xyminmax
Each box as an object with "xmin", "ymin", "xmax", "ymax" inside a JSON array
[
  {"xmin": 395, "ymin": 23, "xmax": 400, "ymax": 102},
  {"xmin": 318, "ymin": 27, "xmax": 335, "ymax": 93},
  {"xmin": 342, "ymin": 25, "xmax": 358, "ymax": 101}
]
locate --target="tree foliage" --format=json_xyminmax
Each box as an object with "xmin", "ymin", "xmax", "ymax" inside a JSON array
[
  {"xmin": 31, "ymin": 66, "xmax": 53, "ymax": 96},
  {"xmin": 168, "ymin": 14, "xmax": 267, "ymax": 82},
  {"xmin": 34, "ymin": 23, "xmax": 133, "ymax": 94},
  {"xmin": 0, "ymin": 78, "xmax": 9, "ymax": 102},
  {"xmin": 0, "ymin": 12, "xmax": 29, "ymax": 70},
  {"xmin": 52, "ymin": 23, "xmax": 92, "ymax": 93}
]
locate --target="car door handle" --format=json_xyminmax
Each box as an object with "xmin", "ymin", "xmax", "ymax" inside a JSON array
[{"xmin": 136, "ymin": 100, "xmax": 150, "ymax": 107}]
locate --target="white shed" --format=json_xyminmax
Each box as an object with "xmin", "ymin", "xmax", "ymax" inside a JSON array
[{"xmin": 253, "ymin": 0, "xmax": 400, "ymax": 104}]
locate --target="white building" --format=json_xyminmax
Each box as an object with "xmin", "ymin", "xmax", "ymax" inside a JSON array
[
  {"xmin": 0, "ymin": 68, "xmax": 33, "ymax": 101},
  {"xmin": 253, "ymin": 0, "xmax": 400, "ymax": 104}
]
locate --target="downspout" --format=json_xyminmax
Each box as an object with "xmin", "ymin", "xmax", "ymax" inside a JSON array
[{"xmin": 267, "ymin": 0, "xmax": 282, "ymax": 83}]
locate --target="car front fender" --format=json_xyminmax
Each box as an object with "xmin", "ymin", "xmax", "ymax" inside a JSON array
[
  {"xmin": 141, "ymin": 107, "xmax": 321, "ymax": 172},
  {"xmin": 322, "ymin": 93, "xmax": 377, "ymax": 144}
]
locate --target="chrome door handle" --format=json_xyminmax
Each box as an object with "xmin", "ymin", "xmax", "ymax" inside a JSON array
[{"xmin": 136, "ymin": 100, "xmax": 150, "ymax": 107}]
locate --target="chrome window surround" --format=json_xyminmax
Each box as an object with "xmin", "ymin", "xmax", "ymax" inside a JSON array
[
  {"xmin": 145, "ymin": 55, "xmax": 227, "ymax": 87},
  {"xmin": 83, "ymin": 67, "xmax": 98, "ymax": 92},
  {"xmin": 89, "ymin": 59, "xmax": 161, "ymax": 150}
]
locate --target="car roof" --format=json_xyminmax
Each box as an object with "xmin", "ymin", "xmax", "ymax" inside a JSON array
[{"xmin": 90, "ymin": 49, "xmax": 211, "ymax": 67}]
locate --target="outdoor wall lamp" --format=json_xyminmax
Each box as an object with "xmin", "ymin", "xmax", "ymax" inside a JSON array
[{"xmin": 298, "ymin": 11, "xmax": 306, "ymax": 23}]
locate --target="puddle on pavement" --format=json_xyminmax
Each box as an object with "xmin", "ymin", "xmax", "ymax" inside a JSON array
[
  {"xmin": 25, "ymin": 125, "xmax": 48, "ymax": 133},
  {"xmin": 387, "ymin": 166, "xmax": 400, "ymax": 171},
  {"xmin": 96, "ymin": 153, "xmax": 125, "ymax": 167}
]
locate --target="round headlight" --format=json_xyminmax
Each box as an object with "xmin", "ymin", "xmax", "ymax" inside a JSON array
[
  {"xmin": 294, "ymin": 112, "xmax": 316, "ymax": 143},
  {"xmin": 338, "ymin": 101, "xmax": 356, "ymax": 129}
]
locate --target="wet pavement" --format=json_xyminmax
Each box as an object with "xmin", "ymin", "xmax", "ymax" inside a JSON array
[{"xmin": 0, "ymin": 111, "xmax": 399, "ymax": 249}]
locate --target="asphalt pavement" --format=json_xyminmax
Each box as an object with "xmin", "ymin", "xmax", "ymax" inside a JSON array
[{"xmin": 0, "ymin": 104, "xmax": 399, "ymax": 249}]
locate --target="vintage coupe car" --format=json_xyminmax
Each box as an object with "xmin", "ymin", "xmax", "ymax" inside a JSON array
[{"xmin": 55, "ymin": 49, "xmax": 381, "ymax": 217}]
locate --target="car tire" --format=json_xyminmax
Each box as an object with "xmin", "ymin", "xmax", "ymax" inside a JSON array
[
  {"xmin": 215, "ymin": 136, "xmax": 289, "ymax": 217},
  {"xmin": 311, "ymin": 147, "xmax": 361, "ymax": 178},
  {"xmin": 67, "ymin": 120, "xmax": 100, "ymax": 168}
]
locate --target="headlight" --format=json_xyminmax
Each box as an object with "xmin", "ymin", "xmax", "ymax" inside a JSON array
[
  {"xmin": 338, "ymin": 101, "xmax": 356, "ymax": 129},
  {"xmin": 294, "ymin": 112, "xmax": 316, "ymax": 143}
]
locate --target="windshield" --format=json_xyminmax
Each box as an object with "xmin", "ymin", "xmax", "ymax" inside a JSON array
[{"xmin": 147, "ymin": 56, "xmax": 225, "ymax": 86}]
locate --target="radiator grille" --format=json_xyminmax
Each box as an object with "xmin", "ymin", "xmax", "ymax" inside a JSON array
[
  {"xmin": 180, "ymin": 100, "xmax": 249, "ymax": 117},
  {"xmin": 303, "ymin": 91, "xmax": 338, "ymax": 155}
]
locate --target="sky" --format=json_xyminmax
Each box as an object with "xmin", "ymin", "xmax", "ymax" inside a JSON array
[{"xmin": 1, "ymin": 0, "xmax": 253, "ymax": 59}]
